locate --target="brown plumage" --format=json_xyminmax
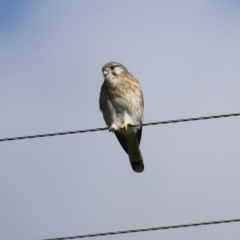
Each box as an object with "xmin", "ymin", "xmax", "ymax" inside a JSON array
[{"xmin": 99, "ymin": 62, "xmax": 144, "ymax": 173}]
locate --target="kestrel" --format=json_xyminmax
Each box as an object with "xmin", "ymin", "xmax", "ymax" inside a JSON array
[{"xmin": 99, "ymin": 62, "xmax": 144, "ymax": 173}]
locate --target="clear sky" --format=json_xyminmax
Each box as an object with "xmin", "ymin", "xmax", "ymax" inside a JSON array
[{"xmin": 1, "ymin": 1, "xmax": 240, "ymax": 239}]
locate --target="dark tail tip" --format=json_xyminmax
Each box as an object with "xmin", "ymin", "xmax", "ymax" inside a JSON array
[{"xmin": 131, "ymin": 162, "xmax": 144, "ymax": 173}]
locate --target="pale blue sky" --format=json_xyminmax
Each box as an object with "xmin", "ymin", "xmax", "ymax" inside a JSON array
[
  {"xmin": 0, "ymin": 0, "xmax": 32, "ymax": 32},
  {"xmin": 1, "ymin": 1, "xmax": 240, "ymax": 239}
]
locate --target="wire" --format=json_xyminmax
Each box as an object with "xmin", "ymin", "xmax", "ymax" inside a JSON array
[
  {"xmin": 1, "ymin": 112, "xmax": 240, "ymax": 143},
  {"xmin": 0, "ymin": 127, "xmax": 108, "ymax": 142},
  {"xmin": 40, "ymin": 218, "xmax": 240, "ymax": 240}
]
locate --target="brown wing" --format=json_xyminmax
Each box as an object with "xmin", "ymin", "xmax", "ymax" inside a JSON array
[
  {"xmin": 114, "ymin": 126, "xmax": 142, "ymax": 154},
  {"xmin": 115, "ymin": 132, "xmax": 128, "ymax": 154},
  {"xmin": 137, "ymin": 126, "xmax": 142, "ymax": 145}
]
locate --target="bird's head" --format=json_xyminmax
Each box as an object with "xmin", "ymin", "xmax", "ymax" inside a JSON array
[{"xmin": 102, "ymin": 62, "xmax": 127, "ymax": 80}]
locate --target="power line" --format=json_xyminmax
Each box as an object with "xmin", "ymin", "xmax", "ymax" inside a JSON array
[
  {"xmin": 41, "ymin": 218, "xmax": 240, "ymax": 240},
  {"xmin": 1, "ymin": 112, "xmax": 240, "ymax": 143}
]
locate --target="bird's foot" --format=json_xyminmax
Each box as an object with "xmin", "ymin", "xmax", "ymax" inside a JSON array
[
  {"xmin": 109, "ymin": 124, "xmax": 118, "ymax": 132},
  {"xmin": 121, "ymin": 122, "xmax": 132, "ymax": 131}
]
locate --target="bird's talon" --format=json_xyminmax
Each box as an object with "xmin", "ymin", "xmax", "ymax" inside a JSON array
[
  {"xmin": 121, "ymin": 123, "xmax": 132, "ymax": 131},
  {"xmin": 109, "ymin": 126, "xmax": 118, "ymax": 132}
]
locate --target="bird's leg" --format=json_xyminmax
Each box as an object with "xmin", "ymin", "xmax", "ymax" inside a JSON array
[
  {"xmin": 121, "ymin": 122, "xmax": 132, "ymax": 131},
  {"xmin": 109, "ymin": 124, "xmax": 118, "ymax": 132}
]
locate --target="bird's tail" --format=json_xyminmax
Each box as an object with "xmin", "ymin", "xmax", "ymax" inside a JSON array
[{"xmin": 127, "ymin": 135, "xmax": 144, "ymax": 173}]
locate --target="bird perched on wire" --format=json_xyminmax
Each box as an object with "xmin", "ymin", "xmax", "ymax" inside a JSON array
[{"xmin": 99, "ymin": 62, "xmax": 144, "ymax": 173}]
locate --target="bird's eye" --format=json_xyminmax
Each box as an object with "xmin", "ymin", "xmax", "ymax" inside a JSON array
[{"xmin": 110, "ymin": 66, "xmax": 115, "ymax": 70}]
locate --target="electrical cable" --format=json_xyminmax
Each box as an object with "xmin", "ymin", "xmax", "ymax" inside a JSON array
[{"xmin": 1, "ymin": 112, "xmax": 239, "ymax": 143}]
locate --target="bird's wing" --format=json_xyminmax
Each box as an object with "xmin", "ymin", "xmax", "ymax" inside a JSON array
[
  {"xmin": 137, "ymin": 126, "xmax": 142, "ymax": 145},
  {"xmin": 115, "ymin": 132, "xmax": 128, "ymax": 154},
  {"xmin": 115, "ymin": 126, "xmax": 142, "ymax": 154},
  {"xmin": 115, "ymin": 127, "xmax": 144, "ymax": 173}
]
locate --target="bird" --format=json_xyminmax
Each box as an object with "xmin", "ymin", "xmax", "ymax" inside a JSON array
[{"xmin": 99, "ymin": 62, "xmax": 144, "ymax": 173}]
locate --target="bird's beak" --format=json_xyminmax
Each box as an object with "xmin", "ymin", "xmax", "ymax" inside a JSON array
[{"xmin": 103, "ymin": 69, "xmax": 108, "ymax": 76}]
